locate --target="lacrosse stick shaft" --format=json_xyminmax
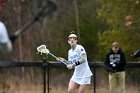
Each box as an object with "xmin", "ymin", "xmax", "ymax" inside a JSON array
[
  {"xmin": 48, "ymin": 53, "xmax": 67, "ymax": 65},
  {"xmin": 10, "ymin": 1, "xmax": 57, "ymax": 42},
  {"xmin": 48, "ymin": 52, "xmax": 57, "ymax": 59}
]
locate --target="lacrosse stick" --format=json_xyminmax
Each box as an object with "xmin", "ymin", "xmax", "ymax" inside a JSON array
[
  {"xmin": 36, "ymin": 45, "xmax": 68, "ymax": 65},
  {"xmin": 131, "ymin": 49, "xmax": 140, "ymax": 58},
  {"xmin": 10, "ymin": 0, "xmax": 57, "ymax": 42}
]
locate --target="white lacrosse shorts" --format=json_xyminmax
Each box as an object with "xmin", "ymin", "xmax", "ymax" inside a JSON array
[{"xmin": 70, "ymin": 76, "xmax": 92, "ymax": 85}]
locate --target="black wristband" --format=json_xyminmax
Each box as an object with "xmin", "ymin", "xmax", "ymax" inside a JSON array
[{"xmin": 74, "ymin": 61, "xmax": 80, "ymax": 66}]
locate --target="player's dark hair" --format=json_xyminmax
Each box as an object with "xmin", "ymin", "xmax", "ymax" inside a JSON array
[{"xmin": 70, "ymin": 31, "xmax": 76, "ymax": 34}]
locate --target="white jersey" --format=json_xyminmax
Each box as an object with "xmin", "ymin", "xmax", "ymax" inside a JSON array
[
  {"xmin": 0, "ymin": 21, "xmax": 9, "ymax": 43},
  {"xmin": 68, "ymin": 44, "xmax": 93, "ymax": 78}
]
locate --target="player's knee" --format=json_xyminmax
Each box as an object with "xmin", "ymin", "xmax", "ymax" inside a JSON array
[
  {"xmin": 78, "ymin": 89, "xmax": 85, "ymax": 93},
  {"xmin": 68, "ymin": 88, "xmax": 73, "ymax": 93}
]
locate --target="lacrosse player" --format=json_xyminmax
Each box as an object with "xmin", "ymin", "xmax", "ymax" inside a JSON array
[
  {"xmin": 0, "ymin": 0, "xmax": 12, "ymax": 54},
  {"xmin": 57, "ymin": 32, "xmax": 93, "ymax": 93},
  {"xmin": 104, "ymin": 42, "xmax": 126, "ymax": 93}
]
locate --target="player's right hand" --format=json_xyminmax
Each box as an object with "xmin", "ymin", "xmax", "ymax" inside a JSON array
[{"xmin": 67, "ymin": 64, "xmax": 75, "ymax": 69}]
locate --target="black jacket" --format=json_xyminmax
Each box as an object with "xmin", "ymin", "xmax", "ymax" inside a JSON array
[{"xmin": 104, "ymin": 48, "xmax": 126, "ymax": 73}]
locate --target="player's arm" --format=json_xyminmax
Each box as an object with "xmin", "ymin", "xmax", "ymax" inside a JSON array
[
  {"xmin": 67, "ymin": 53, "xmax": 86, "ymax": 69},
  {"xmin": 104, "ymin": 53, "xmax": 111, "ymax": 71},
  {"xmin": 73, "ymin": 53, "xmax": 86, "ymax": 66}
]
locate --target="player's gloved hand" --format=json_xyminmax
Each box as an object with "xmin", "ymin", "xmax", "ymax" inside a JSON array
[{"xmin": 67, "ymin": 64, "xmax": 75, "ymax": 69}]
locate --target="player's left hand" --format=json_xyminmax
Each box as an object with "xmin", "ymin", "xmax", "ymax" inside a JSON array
[
  {"xmin": 56, "ymin": 57, "xmax": 65, "ymax": 62},
  {"xmin": 67, "ymin": 64, "xmax": 75, "ymax": 69}
]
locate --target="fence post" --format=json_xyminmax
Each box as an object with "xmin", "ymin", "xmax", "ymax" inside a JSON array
[
  {"xmin": 42, "ymin": 58, "xmax": 47, "ymax": 93},
  {"xmin": 93, "ymin": 63, "xmax": 96, "ymax": 93},
  {"xmin": 47, "ymin": 61, "xmax": 50, "ymax": 93}
]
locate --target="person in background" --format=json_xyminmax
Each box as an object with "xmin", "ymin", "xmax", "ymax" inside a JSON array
[{"xmin": 104, "ymin": 41, "xmax": 126, "ymax": 93}]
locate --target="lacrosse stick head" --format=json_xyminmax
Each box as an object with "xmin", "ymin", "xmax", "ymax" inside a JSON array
[{"xmin": 37, "ymin": 45, "xmax": 50, "ymax": 55}]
